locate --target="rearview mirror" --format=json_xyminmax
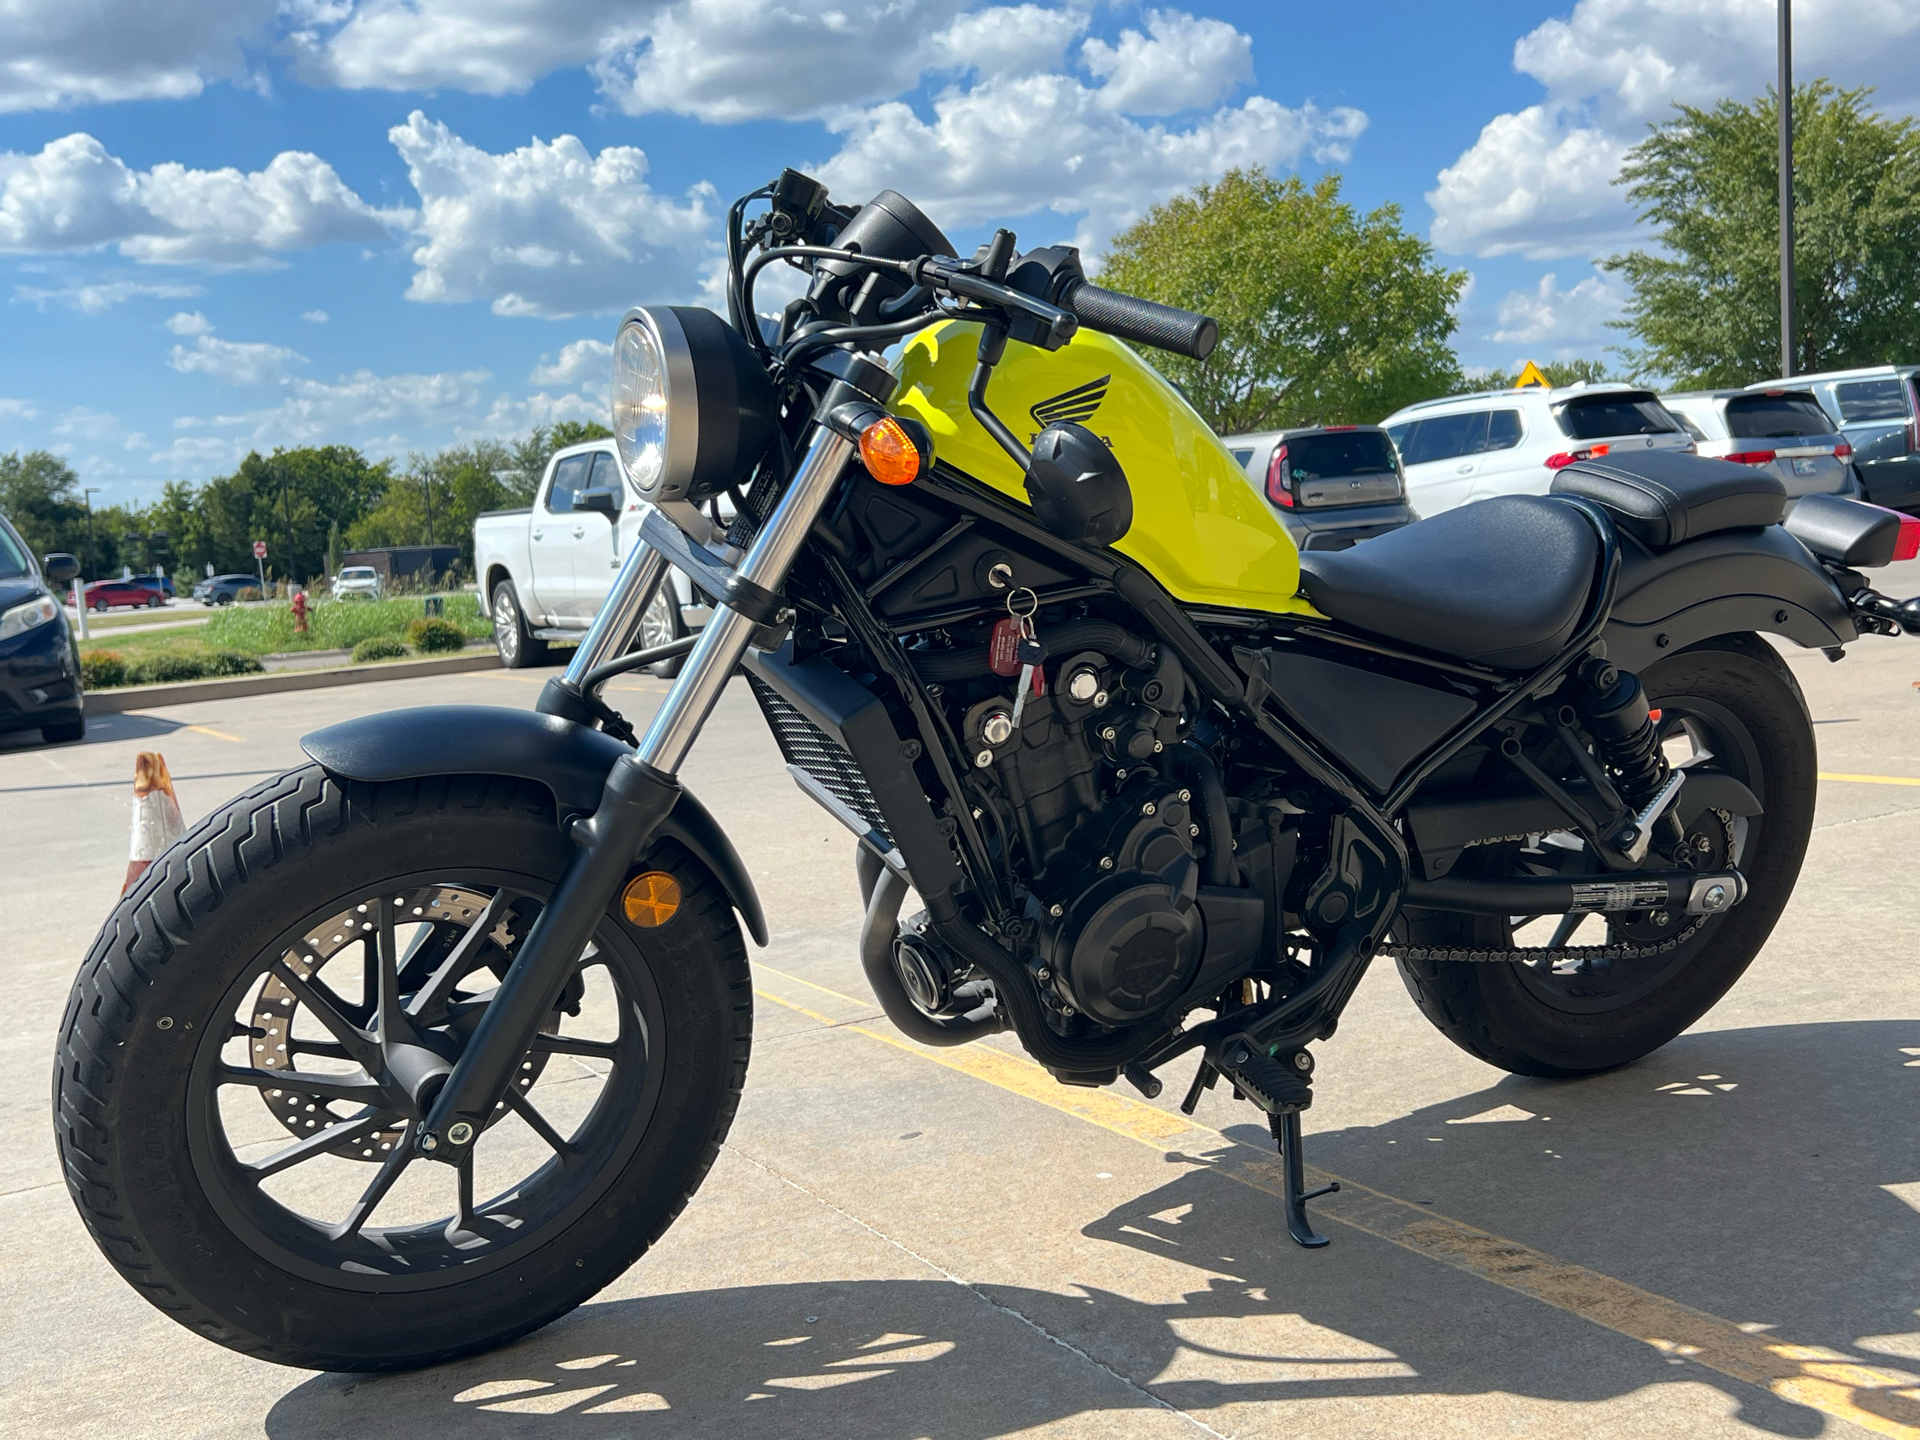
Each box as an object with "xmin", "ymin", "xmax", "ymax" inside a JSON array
[
  {"xmin": 42, "ymin": 552, "xmax": 80, "ymax": 585},
  {"xmin": 577, "ymin": 487, "xmax": 621, "ymax": 522}
]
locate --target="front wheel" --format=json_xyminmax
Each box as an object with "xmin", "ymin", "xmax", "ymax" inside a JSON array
[
  {"xmin": 1395, "ymin": 636, "xmax": 1816, "ymax": 1077},
  {"xmin": 54, "ymin": 767, "xmax": 751, "ymax": 1371},
  {"xmin": 639, "ymin": 584, "xmax": 686, "ymax": 679}
]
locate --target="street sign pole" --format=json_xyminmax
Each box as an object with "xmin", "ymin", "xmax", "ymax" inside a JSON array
[
  {"xmin": 254, "ymin": 539, "xmax": 268, "ymax": 596},
  {"xmin": 1779, "ymin": 0, "xmax": 1794, "ymax": 376}
]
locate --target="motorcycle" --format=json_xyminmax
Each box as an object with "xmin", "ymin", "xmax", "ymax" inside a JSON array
[{"xmin": 54, "ymin": 170, "xmax": 1920, "ymax": 1372}]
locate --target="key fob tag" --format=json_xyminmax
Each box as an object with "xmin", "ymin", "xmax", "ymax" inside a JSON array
[{"xmin": 989, "ymin": 616, "xmax": 1024, "ymax": 677}]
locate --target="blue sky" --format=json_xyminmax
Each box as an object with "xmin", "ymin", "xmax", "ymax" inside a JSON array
[{"xmin": 4, "ymin": 0, "xmax": 1918, "ymax": 508}]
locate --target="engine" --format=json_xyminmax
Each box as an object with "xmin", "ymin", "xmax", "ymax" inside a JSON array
[{"xmin": 934, "ymin": 627, "xmax": 1228, "ymax": 1028}]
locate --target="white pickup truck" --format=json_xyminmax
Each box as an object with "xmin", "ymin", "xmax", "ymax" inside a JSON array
[{"xmin": 475, "ymin": 438, "xmax": 711, "ymax": 670}]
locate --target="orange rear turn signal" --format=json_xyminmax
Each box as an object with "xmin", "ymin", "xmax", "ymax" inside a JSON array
[
  {"xmin": 622, "ymin": 871, "xmax": 681, "ymax": 928},
  {"xmin": 860, "ymin": 415, "xmax": 926, "ymax": 486}
]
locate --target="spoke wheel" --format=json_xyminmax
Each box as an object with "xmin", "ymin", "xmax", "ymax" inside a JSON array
[
  {"xmin": 639, "ymin": 586, "xmax": 686, "ymax": 678},
  {"xmin": 57, "ymin": 767, "xmax": 750, "ymax": 1370}
]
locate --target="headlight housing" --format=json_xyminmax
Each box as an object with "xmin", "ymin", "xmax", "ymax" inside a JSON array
[
  {"xmin": 612, "ymin": 306, "xmax": 778, "ymax": 504},
  {"xmin": 0, "ymin": 593, "xmax": 59, "ymax": 643}
]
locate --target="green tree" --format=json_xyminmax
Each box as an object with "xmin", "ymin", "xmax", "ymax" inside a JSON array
[
  {"xmin": 1096, "ymin": 168, "xmax": 1468, "ymax": 433},
  {"xmin": 350, "ymin": 438, "xmax": 527, "ymax": 571},
  {"xmin": 1604, "ymin": 81, "xmax": 1920, "ymax": 386},
  {"xmin": 0, "ymin": 450, "xmax": 86, "ymax": 565}
]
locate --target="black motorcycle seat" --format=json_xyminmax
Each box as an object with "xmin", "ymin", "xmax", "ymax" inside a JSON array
[
  {"xmin": 1550, "ymin": 448, "xmax": 1785, "ymax": 550},
  {"xmin": 1296, "ymin": 495, "xmax": 1597, "ymax": 670}
]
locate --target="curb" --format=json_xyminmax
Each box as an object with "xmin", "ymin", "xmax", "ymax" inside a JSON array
[{"xmin": 83, "ymin": 649, "xmax": 504, "ymax": 714}]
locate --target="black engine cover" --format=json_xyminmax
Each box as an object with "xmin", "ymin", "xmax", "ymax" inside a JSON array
[{"xmin": 1060, "ymin": 874, "xmax": 1203, "ymax": 1024}]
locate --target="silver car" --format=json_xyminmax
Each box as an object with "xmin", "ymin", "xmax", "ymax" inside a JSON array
[
  {"xmin": 1660, "ymin": 389, "xmax": 1858, "ymax": 504},
  {"xmin": 1222, "ymin": 425, "xmax": 1416, "ymax": 550}
]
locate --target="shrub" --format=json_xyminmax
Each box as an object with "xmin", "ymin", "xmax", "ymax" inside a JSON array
[
  {"xmin": 407, "ymin": 616, "xmax": 468, "ymax": 653},
  {"xmin": 204, "ymin": 649, "xmax": 265, "ymax": 676},
  {"xmin": 235, "ymin": 586, "xmax": 263, "ymax": 603},
  {"xmin": 79, "ymin": 650, "xmax": 128, "ymax": 689},
  {"xmin": 352, "ymin": 634, "xmax": 408, "ymax": 663},
  {"xmin": 130, "ymin": 651, "xmax": 211, "ymax": 684}
]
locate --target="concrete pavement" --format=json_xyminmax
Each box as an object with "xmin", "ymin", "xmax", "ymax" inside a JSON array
[{"xmin": 1, "ymin": 624, "xmax": 1915, "ymax": 1439}]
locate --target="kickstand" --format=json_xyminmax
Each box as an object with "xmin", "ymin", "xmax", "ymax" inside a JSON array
[{"xmin": 1268, "ymin": 1110, "xmax": 1339, "ymax": 1249}]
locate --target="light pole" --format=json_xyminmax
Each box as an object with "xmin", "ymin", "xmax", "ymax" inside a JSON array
[
  {"xmin": 1778, "ymin": 0, "xmax": 1794, "ymax": 376},
  {"xmin": 77, "ymin": 486, "xmax": 99, "ymax": 640}
]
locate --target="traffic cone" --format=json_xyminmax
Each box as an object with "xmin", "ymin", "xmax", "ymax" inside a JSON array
[{"xmin": 124, "ymin": 751, "xmax": 184, "ymax": 894}]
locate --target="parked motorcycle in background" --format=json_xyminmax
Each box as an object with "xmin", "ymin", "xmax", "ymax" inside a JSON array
[{"xmin": 54, "ymin": 169, "xmax": 1920, "ymax": 1372}]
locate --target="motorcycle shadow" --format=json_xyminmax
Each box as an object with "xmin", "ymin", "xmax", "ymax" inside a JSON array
[{"xmin": 264, "ymin": 1018, "xmax": 1914, "ymax": 1439}]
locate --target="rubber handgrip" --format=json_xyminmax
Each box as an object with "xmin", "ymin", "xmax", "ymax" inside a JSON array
[{"xmin": 1063, "ymin": 281, "xmax": 1218, "ymax": 361}]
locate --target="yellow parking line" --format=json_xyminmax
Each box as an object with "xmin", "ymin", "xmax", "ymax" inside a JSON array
[
  {"xmin": 1820, "ymin": 771, "xmax": 1920, "ymax": 787},
  {"xmin": 751, "ymin": 961, "xmax": 1920, "ymax": 1438},
  {"xmin": 185, "ymin": 725, "xmax": 244, "ymax": 742}
]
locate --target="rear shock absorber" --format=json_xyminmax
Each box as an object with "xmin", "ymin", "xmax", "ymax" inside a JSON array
[{"xmin": 1575, "ymin": 658, "xmax": 1667, "ymax": 809}]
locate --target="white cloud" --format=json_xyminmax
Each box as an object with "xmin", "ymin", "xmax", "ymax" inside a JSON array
[
  {"xmin": 0, "ymin": 398, "xmax": 39, "ymax": 421},
  {"xmin": 165, "ymin": 310, "xmax": 213, "ymax": 336},
  {"xmin": 292, "ymin": 0, "xmax": 639, "ymax": 95},
  {"xmin": 302, "ymin": 309, "xmax": 330, "ymax": 323},
  {"xmin": 170, "ymin": 331, "xmax": 307, "ymax": 387},
  {"xmin": 389, "ymin": 111, "xmax": 716, "ymax": 317},
  {"xmin": 1081, "ymin": 8, "xmax": 1251, "ymax": 116},
  {"xmin": 817, "ymin": 76, "xmax": 1365, "ymax": 252},
  {"xmin": 530, "ymin": 338, "xmax": 612, "ymax": 386},
  {"xmin": 0, "ymin": 0, "xmax": 272, "ymax": 113},
  {"xmin": 1489, "ymin": 268, "xmax": 1626, "ymax": 347},
  {"xmin": 1430, "ymin": 0, "xmax": 1920, "ymax": 259},
  {"xmin": 13, "ymin": 278, "xmax": 203, "ymax": 312},
  {"xmin": 0, "ymin": 133, "xmax": 407, "ymax": 267},
  {"xmin": 1428, "ymin": 107, "xmax": 1631, "ymax": 259},
  {"xmin": 933, "ymin": 4, "xmax": 1085, "ymax": 79},
  {"xmin": 599, "ymin": 0, "xmax": 968, "ymax": 122}
]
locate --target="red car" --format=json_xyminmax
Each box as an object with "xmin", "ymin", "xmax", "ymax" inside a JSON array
[{"xmin": 83, "ymin": 578, "xmax": 166, "ymax": 612}]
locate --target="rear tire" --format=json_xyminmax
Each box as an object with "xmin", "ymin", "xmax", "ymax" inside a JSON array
[
  {"xmin": 53, "ymin": 767, "xmax": 752, "ymax": 1371},
  {"xmin": 1395, "ymin": 636, "xmax": 1816, "ymax": 1077},
  {"xmin": 491, "ymin": 580, "xmax": 551, "ymax": 669}
]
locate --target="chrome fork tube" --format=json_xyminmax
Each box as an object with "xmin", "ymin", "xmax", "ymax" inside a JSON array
[
  {"xmin": 564, "ymin": 543, "xmax": 670, "ymax": 689},
  {"xmin": 635, "ymin": 427, "xmax": 856, "ymax": 775}
]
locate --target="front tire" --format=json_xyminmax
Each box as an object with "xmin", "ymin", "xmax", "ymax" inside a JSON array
[
  {"xmin": 1395, "ymin": 636, "xmax": 1816, "ymax": 1076},
  {"xmin": 491, "ymin": 580, "xmax": 551, "ymax": 669},
  {"xmin": 53, "ymin": 767, "xmax": 751, "ymax": 1371},
  {"xmin": 639, "ymin": 584, "xmax": 686, "ymax": 679}
]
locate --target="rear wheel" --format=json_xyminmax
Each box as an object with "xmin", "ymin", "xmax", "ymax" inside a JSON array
[
  {"xmin": 491, "ymin": 580, "xmax": 551, "ymax": 669},
  {"xmin": 54, "ymin": 767, "xmax": 751, "ymax": 1371},
  {"xmin": 1395, "ymin": 636, "xmax": 1816, "ymax": 1076}
]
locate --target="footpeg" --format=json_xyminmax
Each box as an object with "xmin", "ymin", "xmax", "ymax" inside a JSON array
[{"xmin": 1215, "ymin": 1033, "xmax": 1313, "ymax": 1115}]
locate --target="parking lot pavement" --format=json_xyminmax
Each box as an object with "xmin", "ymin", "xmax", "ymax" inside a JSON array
[{"xmin": 2, "ymin": 636, "xmax": 1916, "ymax": 1440}]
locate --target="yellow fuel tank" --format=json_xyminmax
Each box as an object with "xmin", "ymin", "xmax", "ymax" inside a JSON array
[{"xmin": 891, "ymin": 322, "xmax": 1313, "ymax": 617}]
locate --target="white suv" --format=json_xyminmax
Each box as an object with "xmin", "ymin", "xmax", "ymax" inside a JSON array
[{"xmin": 1381, "ymin": 384, "xmax": 1694, "ymax": 517}]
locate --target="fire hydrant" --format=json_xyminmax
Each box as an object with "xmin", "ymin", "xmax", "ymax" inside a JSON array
[{"xmin": 291, "ymin": 588, "xmax": 309, "ymax": 635}]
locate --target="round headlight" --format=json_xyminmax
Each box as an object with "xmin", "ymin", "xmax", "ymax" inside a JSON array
[{"xmin": 611, "ymin": 306, "xmax": 778, "ymax": 504}]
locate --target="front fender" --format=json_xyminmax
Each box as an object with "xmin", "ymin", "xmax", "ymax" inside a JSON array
[
  {"xmin": 1603, "ymin": 526, "xmax": 1856, "ymax": 674},
  {"xmin": 300, "ymin": 705, "xmax": 768, "ymax": 946}
]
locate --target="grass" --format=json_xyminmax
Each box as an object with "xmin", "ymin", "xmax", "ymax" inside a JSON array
[{"xmin": 77, "ymin": 592, "xmax": 493, "ymax": 686}]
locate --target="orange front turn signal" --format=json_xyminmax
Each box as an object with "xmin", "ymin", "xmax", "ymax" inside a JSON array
[
  {"xmin": 622, "ymin": 871, "xmax": 681, "ymax": 928},
  {"xmin": 859, "ymin": 415, "xmax": 927, "ymax": 486}
]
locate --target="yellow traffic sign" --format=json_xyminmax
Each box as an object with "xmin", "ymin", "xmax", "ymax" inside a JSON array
[{"xmin": 1514, "ymin": 360, "xmax": 1550, "ymax": 389}]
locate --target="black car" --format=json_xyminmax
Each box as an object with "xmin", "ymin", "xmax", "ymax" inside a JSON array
[
  {"xmin": 191, "ymin": 573, "xmax": 261, "ymax": 605},
  {"xmin": 0, "ymin": 514, "xmax": 84, "ymax": 744},
  {"xmin": 1223, "ymin": 424, "xmax": 1417, "ymax": 550}
]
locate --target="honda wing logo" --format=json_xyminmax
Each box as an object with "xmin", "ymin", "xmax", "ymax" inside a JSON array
[{"xmin": 1029, "ymin": 375, "xmax": 1110, "ymax": 430}]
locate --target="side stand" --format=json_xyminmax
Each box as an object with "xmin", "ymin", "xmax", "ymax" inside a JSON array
[{"xmin": 1268, "ymin": 1110, "xmax": 1339, "ymax": 1249}]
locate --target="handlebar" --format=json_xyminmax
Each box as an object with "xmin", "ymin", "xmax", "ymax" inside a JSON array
[{"xmin": 1059, "ymin": 280, "xmax": 1218, "ymax": 361}]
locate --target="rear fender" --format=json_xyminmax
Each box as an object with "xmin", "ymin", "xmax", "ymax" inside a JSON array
[
  {"xmin": 1603, "ymin": 526, "xmax": 1855, "ymax": 674},
  {"xmin": 299, "ymin": 705, "xmax": 768, "ymax": 946}
]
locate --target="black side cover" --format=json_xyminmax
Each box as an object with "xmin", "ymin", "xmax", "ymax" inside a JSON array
[
  {"xmin": 299, "ymin": 705, "xmax": 768, "ymax": 945},
  {"xmin": 1249, "ymin": 648, "xmax": 1477, "ymax": 794}
]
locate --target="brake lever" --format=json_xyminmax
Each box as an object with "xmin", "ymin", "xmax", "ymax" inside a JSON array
[{"xmin": 914, "ymin": 256, "xmax": 1077, "ymax": 348}]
